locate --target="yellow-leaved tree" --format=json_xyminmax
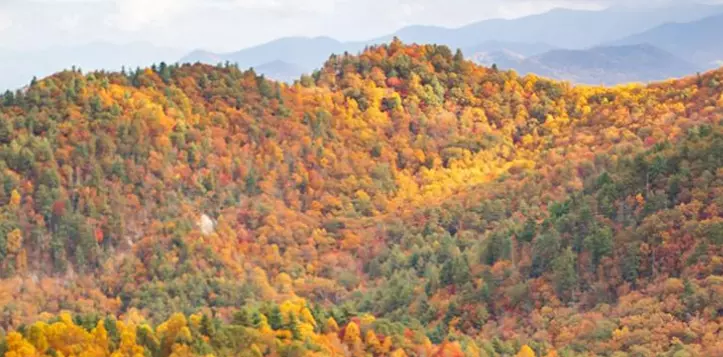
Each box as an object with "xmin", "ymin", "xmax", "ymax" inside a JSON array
[{"xmin": 517, "ymin": 344, "xmax": 536, "ymax": 357}]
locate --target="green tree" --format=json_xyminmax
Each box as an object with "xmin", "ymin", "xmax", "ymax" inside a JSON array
[
  {"xmin": 552, "ymin": 247, "xmax": 578, "ymax": 301},
  {"xmin": 0, "ymin": 116, "xmax": 11, "ymax": 144},
  {"xmin": 268, "ymin": 306, "xmax": 283, "ymax": 330},
  {"xmin": 200, "ymin": 314, "xmax": 215, "ymax": 339},
  {"xmin": 485, "ymin": 231, "xmax": 511, "ymax": 265},
  {"xmin": 287, "ymin": 313, "xmax": 301, "ymax": 340},
  {"xmin": 518, "ymin": 218, "xmax": 536, "ymax": 244},
  {"xmin": 233, "ymin": 309, "xmax": 252, "ymax": 327},
  {"xmin": 584, "ymin": 226, "xmax": 614, "ymax": 269},
  {"xmin": 531, "ymin": 230, "xmax": 561, "ymax": 277},
  {"xmin": 622, "ymin": 243, "xmax": 641, "ymax": 285}
]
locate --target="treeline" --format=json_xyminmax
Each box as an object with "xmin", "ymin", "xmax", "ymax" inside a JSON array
[{"xmin": 2, "ymin": 297, "xmax": 550, "ymax": 357}]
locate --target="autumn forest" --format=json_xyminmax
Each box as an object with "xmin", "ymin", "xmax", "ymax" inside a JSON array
[{"xmin": 0, "ymin": 40, "xmax": 722, "ymax": 356}]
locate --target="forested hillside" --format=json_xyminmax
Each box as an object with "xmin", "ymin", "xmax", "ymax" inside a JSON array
[{"xmin": 1, "ymin": 40, "xmax": 722, "ymax": 356}]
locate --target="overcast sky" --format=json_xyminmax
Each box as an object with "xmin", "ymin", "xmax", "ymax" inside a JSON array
[{"xmin": 0, "ymin": 0, "xmax": 712, "ymax": 52}]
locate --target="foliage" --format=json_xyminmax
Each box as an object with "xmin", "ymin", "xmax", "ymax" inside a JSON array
[{"xmin": 1, "ymin": 40, "xmax": 723, "ymax": 356}]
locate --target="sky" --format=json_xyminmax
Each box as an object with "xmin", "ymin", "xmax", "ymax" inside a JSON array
[{"xmin": 0, "ymin": 0, "xmax": 696, "ymax": 52}]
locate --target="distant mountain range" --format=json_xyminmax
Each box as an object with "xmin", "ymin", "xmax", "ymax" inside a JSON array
[
  {"xmin": 612, "ymin": 13, "xmax": 723, "ymax": 68},
  {"xmin": 2, "ymin": 3, "xmax": 722, "ymax": 90},
  {"xmin": 178, "ymin": 3, "xmax": 723, "ymax": 85},
  {"xmin": 376, "ymin": 3, "xmax": 723, "ymax": 49},
  {"xmin": 474, "ymin": 44, "xmax": 701, "ymax": 85},
  {"xmin": 253, "ymin": 60, "xmax": 309, "ymax": 83},
  {"xmin": 179, "ymin": 38, "xmax": 561, "ymax": 83},
  {"xmin": 181, "ymin": 36, "xmax": 355, "ymax": 81},
  {"xmin": 463, "ymin": 41, "xmax": 556, "ymax": 57}
]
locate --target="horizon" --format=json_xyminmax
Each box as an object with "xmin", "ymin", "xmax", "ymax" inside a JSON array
[
  {"xmin": 0, "ymin": 0, "xmax": 711, "ymax": 53},
  {"xmin": 1, "ymin": 0, "xmax": 721, "ymax": 92}
]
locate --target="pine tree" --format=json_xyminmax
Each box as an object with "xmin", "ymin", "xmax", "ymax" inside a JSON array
[
  {"xmin": 531, "ymin": 230, "xmax": 561, "ymax": 277},
  {"xmin": 486, "ymin": 232, "xmax": 511, "ymax": 265},
  {"xmin": 268, "ymin": 306, "xmax": 283, "ymax": 330},
  {"xmin": 251, "ymin": 311, "xmax": 263, "ymax": 328},
  {"xmin": 552, "ymin": 247, "xmax": 578, "ymax": 301},
  {"xmin": 519, "ymin": 218, "xmax": 537, "ymax": 243},
  {"xmin": 584, "ymin": 226, "xmax": 613, "ymax": 269},
  {"xmin": 287, "ymin": 312, "xmax": 301, "ymax": 340},
  {"xmin": 233, "ymin": 309, "xmax": 252, "ymax": 327},
  {"xmin": 200, "ymin": 314, "xmax": 215, "ymax": 338},
  {"xmin": 103, "ymin": 316, "xmax": 120, "ymax": 350},
  {"xmin": 0, "ymin": 116, "xmax": 11, "ymax": 144}
]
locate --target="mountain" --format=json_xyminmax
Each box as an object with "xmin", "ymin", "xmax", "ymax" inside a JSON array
[
  {"xmin": 613, "ymin": 13, "xmax": 723, "ymax": 69},
  {"xmin": 181, "ymin": 37, "xmax": 553, "ymax": 81},
  {"xmin": 376, "ymin": 3, "xmax": 723, "ymax": 49},
  {"xmin": 470, "ymin": 49, "xmax": 527, "ymax": 67},
  {"xmin": 463, "ymin": 40, "xmax": 556, "ymax": 57},
  {"xmin": 181, "ymin": 49, "xmax": 225, "ymax": 65},
  {"xmin": 181, "ymin": 36, "xmax": 360, "ymax": 78},
  {"xmin": 377, "ymin": 24, "xmax": 456, "ymax": 47},
  {"xmin": 2, "ymin": 41, "xmax": 723, "ymax": 356},
  {"xmin": 0, "ymin": 42, "xmax": 184, "ymax": 91},
  {"xmin": 473, "ymin": 44, "xmax": 701, "ymax": 85},
  {"xmin": 179, "ymin": 3, "xmax": 722, "ymax": 84},
  {"xmin": 254, "ymin": 60, "xmax": 309, "ymax": 82}
]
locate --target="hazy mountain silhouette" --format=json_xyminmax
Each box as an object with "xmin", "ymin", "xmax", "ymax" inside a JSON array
[
  {"xmin": 613, "ymin": 13, "xmax": 723, "ymax": 69},
  {"xmin": 462, "ymin": 41, "xmax": 556, "ymax": 57},
  {"xmin": 473, "ymin": 44, "xmax": 701, "ymax": 85},
  {"xmin": 178, "ymin": 3, "xmax": 722, "ymax": 84},
  {"xmin": 374, "ymin": 3, "xmax": 723, "ymax": 49},
  {"xmin": 254, "ymin": 60, "xmax": 309, "ymax": 83},
  {"xmin": 3, "ymin": 3, "xmax": 721, "ymax": 90},
  {"xmin": 182, "ymin": 37, "xmax": 360, "ymax": 75}
]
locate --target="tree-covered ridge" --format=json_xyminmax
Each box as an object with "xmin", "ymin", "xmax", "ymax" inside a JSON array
[{"xmin": 0, "ymin": 40, "xmax": 722, "ymax": 356}]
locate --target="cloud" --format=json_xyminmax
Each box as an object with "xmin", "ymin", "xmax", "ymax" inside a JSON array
[
  {"xmin": 105, "ymin": 0, "xmax": 195, "ymax": 31},
  {"xmin": 57, "ymin": 14, "xmax": 82, "ymax": 30},
  {"xmin": 0, "ymin": 13, "xmax": 12, "ymax": 32}
]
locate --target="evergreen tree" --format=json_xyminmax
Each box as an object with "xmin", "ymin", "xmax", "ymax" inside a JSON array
[
  {"xmin": 268, "ymin": 306, "xmax": 283, "ymax": 330},
  {"xmin": 518, "ymin": 218, "xmax": 537, "ymax": 243},
  {"xmin": 251, "ymin": 311, "xmax": 263, "ymax": 328},
  {"xmin": 200, "ymin": 314, "xmax": 215, "ymax": 338},
  {"xmin": 531, "ymin": 230, "xmax": 561, "ymax": 277},
  {"xmin": 287, "ymin": 313, "xmax": 302, "ymax": 340},
  {"xmin": 233, "ymin": 309, "xmax": 252, "ymax": 327},
  {"xmin": 104, "ymin": 316, "xmax": 120, "ymax": 351},
  {"xmin": 552, "ymin": 247, "xmax": 578, "ymax": 301},
  {"xmin": 584, "ymin": 226, "xmax": 614, "ymax": 269},
  {"xmin": 245, "ymin": 168, "xmax": 260, "ymax": 195},
  {"xmin": 485, "ymin": 231, "xmax": 511, "ymax": 265},
  {"xmin": 0, "ymin": 116, "xmax": 11, "ymax": 144}
]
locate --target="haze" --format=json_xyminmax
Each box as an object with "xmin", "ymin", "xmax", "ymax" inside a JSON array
[
  {"xmin": 1, "ymin": 0, "xmax": 722, "ymax": 91},
  {"xmin": 0, "ymin": 0, "xmax": 701, "ymax": 52}
]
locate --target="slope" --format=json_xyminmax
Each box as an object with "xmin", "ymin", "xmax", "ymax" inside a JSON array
[
  {"xmin": 376, "ymin": 3, "xmax": 723, "ymax": 49},
  {"xmin": 181, "ymin": 36, "xmax": 357, "ymax": 78},
  {"xmin": 178, "ymin": 3, "xmax": 723, "ymax": 84},
  {"xmin": 463, "ymin": 40, "xmax": 556, "ymax": 57},
  {"xmin": 473, "ymin": 44, "xmax": 701, "ymax": 85},
  {"xmin": 1, "ymin": 41, "xmax": 723, "ymax": 356},
  {"xmin": 613, "ymin": 13, "xmax": 723, "ymax": 69},
  {"xmin": 254, "ymin": 60, "xmax": 310, "ymax": 83}
]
